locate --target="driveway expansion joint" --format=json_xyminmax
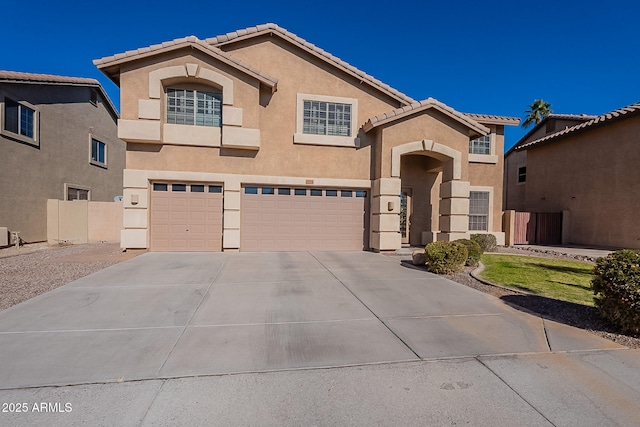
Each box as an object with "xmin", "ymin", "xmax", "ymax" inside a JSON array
[
  {"xmin": 153, "ymin": 254, "xmax": 230, "ymax": 377},
  {"xmin": 475, "ymin": 356, "xmax": 558, "ymax": 427},
  {"xmin": 309, "ymin": 252, "xmax": 422, "ymax": 360}
]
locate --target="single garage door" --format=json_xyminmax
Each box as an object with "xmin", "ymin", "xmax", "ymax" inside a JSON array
[
  {"xmin": 241, "ymin": 186, "xmax": 367, "ymax": 251},
  {"xmin": 150, "ymin": 183, "xmax": 223, "ymax": 251}
]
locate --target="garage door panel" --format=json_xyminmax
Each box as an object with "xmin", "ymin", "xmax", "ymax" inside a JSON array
[
  {"xmin": 241, "ymin": 187, "xmax": 366, "ymax": 252},
  {"xmin": 150, "ymin": 184, "xmax": 222, "ymax": 252}
]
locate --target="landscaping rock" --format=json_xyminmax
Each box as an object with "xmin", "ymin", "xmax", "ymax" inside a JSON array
[{"xmin": 412, "ymin": 249, "xmax": 426, "ymax": 266}]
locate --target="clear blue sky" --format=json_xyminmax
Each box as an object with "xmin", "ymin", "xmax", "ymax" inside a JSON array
[{"xmin": 2, "ymin": 0, "xmax": 639, "ymax": 150}]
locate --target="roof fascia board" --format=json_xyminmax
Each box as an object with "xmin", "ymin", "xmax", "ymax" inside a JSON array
[
  {"xmin": 0, "ymin": 78, "xmax": 119, "ymax": 120},
  {"xmin": 95, "ymin": 41, "xmax": 277, "ymax": 90},
  {"xmin": 364, "ymin": 103, "xmax": 489, "ymax": 135}
]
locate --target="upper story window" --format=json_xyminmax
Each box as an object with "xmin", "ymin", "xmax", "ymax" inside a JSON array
[
  {"xmin": 469, "ymin": 134, "xmax": 491, "ymax": 155},
  {"xmin": 294, "ymin": 94, "xmax": 359, "ymax": 148},
  {"xmin": 91, "ymin": 138, "xmax": 106, "ymax": 167},
  {"xmin": 4, "ymin": 98, "xmax": 35, "ymax": 140},
  {"xmin": 167, "ymin": 88, "xmax": 222, "ymax": 127},
  {"xmin": 518, "ymin": 166, "xmax": 527, "ymax": 183},
  {"xmin": 303, "ymin": 100, "xmax": 351, "ymax": 137}
]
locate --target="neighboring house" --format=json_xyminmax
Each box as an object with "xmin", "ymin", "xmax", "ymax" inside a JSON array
[
  {"xmin": 0, "ymin": 71, "xmax": 125, "ymax": 244},
  {"xmin": 505, "ymin": 103, "xmax": 640, "ymax": 248},
  {"xmin": 94, "ymin": 23, "xmax": 519, "ymax": 252}
]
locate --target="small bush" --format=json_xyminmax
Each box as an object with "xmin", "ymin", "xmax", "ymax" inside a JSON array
[
  {"xmin": 591, "ymin": 250, "xmax": 640, "ymax": 336},
  {"xmin": 424, "ymin": 241, "xmax": 468, "ymax": 274},
  {"xmin": 471, "ymin": 234, "xmax": 497, "ymax": 252},
  {"xmin": 456, "ymin": 239, "xmax": 483, "ymax": 267}
]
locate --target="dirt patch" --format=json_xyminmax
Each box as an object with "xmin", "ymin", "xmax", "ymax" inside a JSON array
[{"xmin": 0, "ymin": 243, "xmax": 143, "ymax": 310}]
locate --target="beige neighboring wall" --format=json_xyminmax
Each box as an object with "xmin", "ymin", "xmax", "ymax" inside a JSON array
[
  {"xmin": 47, "ymin": 200, "xmax": 122, "ymax": 244},
  {"xmin": 88, "ymin": 202, "xmax": 123, "ymax": 242},
  {"xmin": 523, "ymin": 116, "xmax": 640, "ymax": 248},
  {"xmin": 504, "ymin": 149, "xmax": 527, "ymax": 211}
]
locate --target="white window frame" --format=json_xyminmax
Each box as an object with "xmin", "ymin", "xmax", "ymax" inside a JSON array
[
  {"xmin": 468, "ymin": 186, "xmax": 493, "ymax": 232},
  {"xmin": 90, "ymin": 136, "xmax": 107, "ymax": 168},
  {"xmin": 294, "ymin": 93, "xmax": 359, "ymax": 147},
  {"xmin": 468, "ymin": 132, "xmax": 498, "ymax": 164},
  {"xmin": 64, "ymin": 183, "xmax": 91, "ymax": 201},
  {"xmin": 0, "ymin": 96, "xmax": 39, "ymax": 147},
  {"xmin": 166, "ymin": 87, "xmax": 222, "ymax": 128}
]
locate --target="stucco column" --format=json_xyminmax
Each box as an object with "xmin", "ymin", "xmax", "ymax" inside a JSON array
[
  {"xmin": 222, "ymin": 177, "xmax": 241, "ymax": 251},
  {"xmin": 121, "ymin": 169, "xmax": 150, "ymax": 249},
  {"xmin": 437, "ymin": 180, "xmax": 470, "ymax": 241},
  {"xmin": 370, "ymin": 178, "xmax": 401, "ymax": 252}
]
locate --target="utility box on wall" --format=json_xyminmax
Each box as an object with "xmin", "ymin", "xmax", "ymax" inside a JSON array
[{"xmin": 0, "ymin": 227, "xmax": 8, "ymax": 247}]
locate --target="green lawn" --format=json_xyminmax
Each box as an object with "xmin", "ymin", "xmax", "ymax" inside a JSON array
[{"xmin": 479, "ymin": 254, "xmax": 595, "ymax": 306}]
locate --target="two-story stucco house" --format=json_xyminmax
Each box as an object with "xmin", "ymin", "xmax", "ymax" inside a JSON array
[
  {"xmin": 0, "ymin": 71, "xmax": 125, "ymax": 245},
  {"xmin": 94, "ymin": 23, "xmax": 518, "ymax": 252},
  {"xmin": 505, "ymin": 103, "xmax": 640, "ymax": 249}
]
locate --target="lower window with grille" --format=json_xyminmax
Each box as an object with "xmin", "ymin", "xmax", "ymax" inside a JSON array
[{"xmin": 469, "ymin": 191, "xmax": 489, "ymax": 231}]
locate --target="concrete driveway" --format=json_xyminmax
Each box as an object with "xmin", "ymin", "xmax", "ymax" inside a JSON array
[{"xmin": 1, "ymin": 251, "xmax": 639, "ymax": 426}]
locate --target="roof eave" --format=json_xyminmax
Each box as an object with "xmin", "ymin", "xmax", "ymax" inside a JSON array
[
  {"xmin": 94, "ymin": 41, "xmax": 278, "ymax": 90},
  {"xmin": 364, "ymin": 104, "xmax": 490, "ymax": 135}
]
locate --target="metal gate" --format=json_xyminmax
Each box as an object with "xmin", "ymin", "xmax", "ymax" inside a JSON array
[{"xmin": 514, "ymin": 212, "xmax": 562, "ymax": 245}]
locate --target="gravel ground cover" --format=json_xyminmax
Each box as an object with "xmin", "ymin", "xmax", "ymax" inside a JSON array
[{"xmin": 0, "ymin": 243, "xmax": 140, "ymax": 310}]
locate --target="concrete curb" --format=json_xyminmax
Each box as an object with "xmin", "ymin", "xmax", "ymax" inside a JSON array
[{"xmin": 470, "ymin": 262, "xmax": 535, "ymax": 297}]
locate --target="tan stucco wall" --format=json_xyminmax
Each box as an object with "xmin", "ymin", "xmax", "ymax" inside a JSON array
[
  {"xmin": 504, "ymin": 149, "xmax": 527, "ymax": 211},
  {"xmin": 88, "ymin": 201, "xmax": 123, "ymax": 242},
  {"xmin": 0, "ymin": 83, "xmax": 124, "ymax": 243},
  {"xmin": 120, "ymin": 50, "xmax": 261, "ymax": 128},
  {"xmin": 523, "ymin": 116, "xmax": 640, "ymax": 248},
  {"xmin": 468, "ymin": 125, "xmax": 504, "ymax": 232},
  {"xmin": 113, "ymin": 33, "xmax": 507, "ymax": 250},
  {"xmin": 377, "ymin": 110, "xmax": 471, "ymax": 180},
  {"xmin": 121, "ymin": 38, "xmax": 403, "ymax": 180},
  {"xmin": 47, "ymin": 200, "xmax": 122, "ymax": 244}
]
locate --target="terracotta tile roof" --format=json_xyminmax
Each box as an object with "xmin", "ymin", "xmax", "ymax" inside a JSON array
[
  {"xmin": 516, "ymin": 102, "xmax": 640, "ymax": 151},
  {"xmin": 0, "ymin": 70, "xmax": 119, "ymax": 119},
  {"xmin": 363, "ymin": 98, "xmax": 489, "ymax": 135},
  {"xmin": 544, "ymin": 113, "xmax": 597, "ymax": 120},
  {"xmin": 0, "ymin": 70, "xmax": 100, "ymax": 86},
  {"xmin": 463, "ymin": 113, "xmax": 520, "ymax": 126},
  {"xmin": 506, "ymin": 113, "xmax": 597, "ymax": 155},
  {"xmin": 206, "ymin": 23, "xmax": 416, "ymax": 106},
  {"xmin": 93, "ymin": 36, "xmax": 278, "ymax": 89}
]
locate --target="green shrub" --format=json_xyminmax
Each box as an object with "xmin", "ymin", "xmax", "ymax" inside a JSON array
[
  {"xmin": 471, "ymin": 234, "xmax": 497, "ymax": 252},
  {"xmin": 456, "ymin": 239, "xmax": 483, "ymax": 267},
  {"xmin": 591, "ymin": 250, "xmax": 640, "ymax": 336},
  {"xmin": 424, "ymin": 241, "xmax": 468, "ymax": 274}
]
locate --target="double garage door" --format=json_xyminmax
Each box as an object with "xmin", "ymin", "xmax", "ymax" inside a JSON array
[
  {"xmin": 150, "ymin": 182, "xmax": 366, "ymax": 252},
  {"xmin": 241, "ymin": 186, "xmax": 367, "ymax": 251}
]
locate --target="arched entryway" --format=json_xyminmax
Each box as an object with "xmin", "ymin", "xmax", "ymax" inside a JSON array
[{"xmin": 371, "ymin": 140, "xmax": 470, "ymax": 251}]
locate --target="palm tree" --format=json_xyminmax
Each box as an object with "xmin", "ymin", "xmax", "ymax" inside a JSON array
[{"xmin": 522, "ymin": 99, "xmax": 552, "ymax": 128}]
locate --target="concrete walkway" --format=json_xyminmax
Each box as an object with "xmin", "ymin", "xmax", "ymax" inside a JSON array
[{"xmin": 0, "ymin": 251, "xmax": 638, "ymax": 426}]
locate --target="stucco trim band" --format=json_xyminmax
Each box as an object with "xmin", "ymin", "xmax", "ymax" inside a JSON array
[{"xmin": 391, "ymin": 140, "xmax": 462, "ymax": 180}]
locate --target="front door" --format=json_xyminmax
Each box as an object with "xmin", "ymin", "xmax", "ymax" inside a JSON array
[{"xmin": 400, "ymin": 188, "xmax": 412, "ymax": 245}]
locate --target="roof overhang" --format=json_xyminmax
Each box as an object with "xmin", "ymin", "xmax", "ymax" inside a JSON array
[
  {"xmin": 363, "ymin": 98, "xmax": 490, "ymax": 136},
  {"xmin": 93, "ymin": 37, "xmax": 278, "ymax": 92}
]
